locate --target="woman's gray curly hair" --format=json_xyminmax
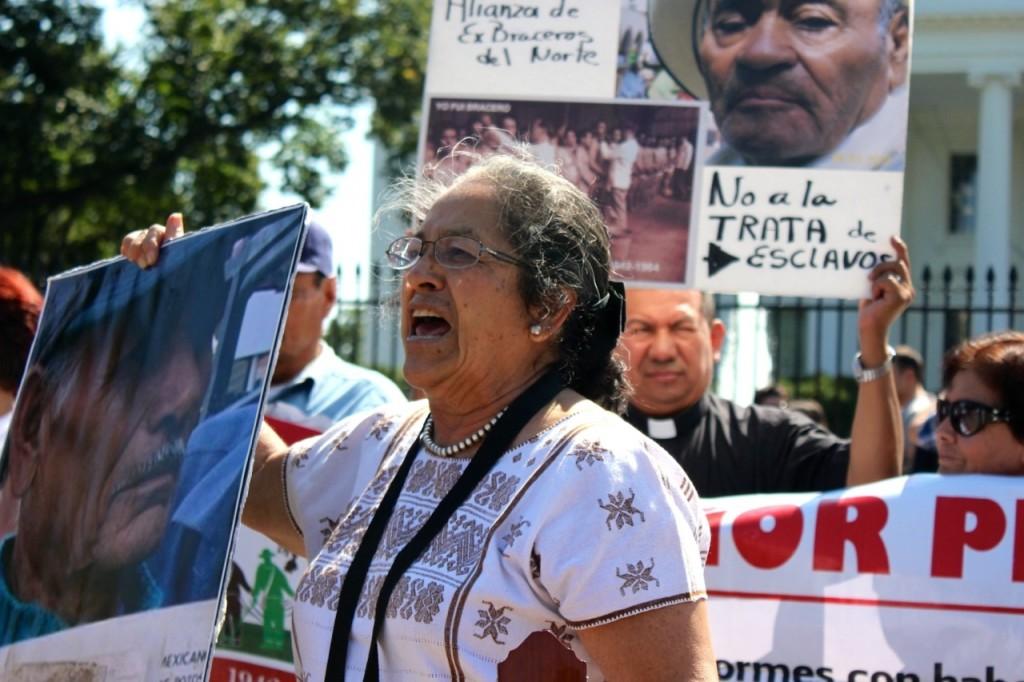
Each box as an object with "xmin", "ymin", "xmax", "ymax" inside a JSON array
[{"xmin": 383, "ymin": 150, "xmax": 630, "ymax": 412}]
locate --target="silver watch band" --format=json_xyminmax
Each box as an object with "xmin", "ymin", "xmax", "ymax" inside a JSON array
[{"xmin": 852, "ymin": 345, "xmax": 895, "ymax": 383}]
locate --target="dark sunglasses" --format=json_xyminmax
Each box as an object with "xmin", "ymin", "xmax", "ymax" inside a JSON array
[{"xmin": 937, "ymin": 398, "xmax": 1013, "ymax": 437}]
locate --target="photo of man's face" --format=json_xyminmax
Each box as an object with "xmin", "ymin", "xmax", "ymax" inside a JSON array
[
  {"xmin": 15, "ymin": 333, "xmax": 210, "ymax": 573},
  {"xmin": 697, "ymin": 0, "xmax": 908, "ymax": 166},
  {"xmin": 0, "ymin": 205, "xmax": 306, "ymax": 666},
  {"xmin": 4, "ymin": 317, "xmax": 214, "ymax": 626}
]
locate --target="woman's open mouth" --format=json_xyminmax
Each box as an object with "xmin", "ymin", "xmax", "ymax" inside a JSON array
[{"xmin": 410, "ymin": 309, "xmax": 452, "ymax": 338}]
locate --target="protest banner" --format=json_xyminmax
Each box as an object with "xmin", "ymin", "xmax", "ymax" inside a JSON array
[
  {"xmin": 0, "ymin": 205, "xmax": 308, "ymax": 679},
  {"xmin": 424, "ymin": 0, "xmax": 916, "ymax": 297},
  {"xmin": 705, "ymin": 474, "xmax": 1024, "ymax": 680},
  {"xmin": 421, "ymin": 95, "xmax": 706, "ymax": 285}
]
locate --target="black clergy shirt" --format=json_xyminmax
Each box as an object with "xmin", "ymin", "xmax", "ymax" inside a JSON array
[{"xmin": 625, "ymin": 393, "xmax": 850, "ymax": 498}]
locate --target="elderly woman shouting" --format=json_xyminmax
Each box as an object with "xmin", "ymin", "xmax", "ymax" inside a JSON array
[{"xmin": 122, "ymin": 154, "xmax": 716, "ymax": 680}]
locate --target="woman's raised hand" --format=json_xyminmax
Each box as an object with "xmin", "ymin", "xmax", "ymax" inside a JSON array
[{"xmin": 120, "ymin": 212, "xmax": 185, "ymax": 268}]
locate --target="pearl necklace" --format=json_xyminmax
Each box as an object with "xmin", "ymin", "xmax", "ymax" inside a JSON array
[{"xmin": 420, "ymin": 408, "xmax": 508, "ymax": 458}]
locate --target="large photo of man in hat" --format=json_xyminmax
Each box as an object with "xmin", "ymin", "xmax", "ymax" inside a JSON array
[
  {"xmin": 645, "ymin": 0, "xmax": 911, "ymax": 170},
  {"xmin": 0, "ymin": 206, "xmax": 305, "ymax": 675}
]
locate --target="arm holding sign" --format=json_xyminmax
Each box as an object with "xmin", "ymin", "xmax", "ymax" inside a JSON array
[{"xmin": 847, "ymin": 236, "xmax": 915, "ymax": 485}]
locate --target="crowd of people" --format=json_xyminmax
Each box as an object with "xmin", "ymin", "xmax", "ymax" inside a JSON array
[{"xmin": 1, "ymin": 146, "xmax": 1021, "ymax": 677}]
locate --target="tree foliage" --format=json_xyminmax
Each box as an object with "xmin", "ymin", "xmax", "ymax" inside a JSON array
[{"xmin": 0, "ymin": 0, "xmax": 429, "ymax": 282}]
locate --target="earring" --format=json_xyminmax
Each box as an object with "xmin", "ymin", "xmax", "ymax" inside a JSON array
[{"xmin": 529, "ymin": 323, "xmax": 543, "ymax": 336}]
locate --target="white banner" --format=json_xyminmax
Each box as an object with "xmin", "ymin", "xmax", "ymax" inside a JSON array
[{"xmin": 705, "ymin": 474, "xmax": 1024, "ymax": 680}]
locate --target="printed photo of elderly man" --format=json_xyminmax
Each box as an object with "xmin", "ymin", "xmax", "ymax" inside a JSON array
[
  {"xmin": 0, "ymin": 207, "xmax": 305, "ymax": 661},
  {"xmin": 647, "ymin": 0, "xmax": 911, "ymax": 170}
]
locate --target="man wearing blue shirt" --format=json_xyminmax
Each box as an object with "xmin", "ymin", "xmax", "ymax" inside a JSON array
[{"xmin": 263, "ymin": 218, "xmax": 405, "ymax": 432}]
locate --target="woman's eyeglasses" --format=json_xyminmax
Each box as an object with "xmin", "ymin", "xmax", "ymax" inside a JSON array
[
  {"xmin": 386, "ymin": 236, "xmax": 526, "ymax": 271},
  {"xmin": 937, "ymin": 398, "xmax": 1013, "ymax": 437}
]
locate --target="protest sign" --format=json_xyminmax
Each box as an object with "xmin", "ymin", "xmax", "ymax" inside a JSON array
[
  {"xmin": 705, "ymin": 474, "xmax": 1024, "ymax": 680},
  {"xmin": 421, "ymin": 95, "xmax": 707, "ymax": 286},
  {"xmin": 208, "ymin": 417, "xmax": 317, "ymax": 682},
  {"xmin": 0, "ymin": 205, "xmax": 308, "ymax": 679},
  {"xmin": 425, "ymin": 0, "xmax": 915, "ymax": 298},
  {"xmin": 642, "ymin": 0, "xmax": 914, "ymax": 298},
  {"xmin": 691, "ymin": 167, "xmax": 904, "ymax": 297},
  {"xmin": 425, "ymin": 0, "xmax": 620, "ymax": 97}
]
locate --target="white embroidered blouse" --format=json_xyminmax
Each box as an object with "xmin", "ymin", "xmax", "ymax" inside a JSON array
[{"xmin": 285, "ymin": 400, "xmax": 709, "ymax": 681}]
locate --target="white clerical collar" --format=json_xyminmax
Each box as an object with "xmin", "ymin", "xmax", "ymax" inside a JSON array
[{"xmin": 646, "ymin": 417, "xmax": 677, "ymax": 440}]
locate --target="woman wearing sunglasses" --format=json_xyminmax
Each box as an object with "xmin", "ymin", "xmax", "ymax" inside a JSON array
[{"xmin": 935, "ymin": 331, "xmax": 1024, "ymax": 475}]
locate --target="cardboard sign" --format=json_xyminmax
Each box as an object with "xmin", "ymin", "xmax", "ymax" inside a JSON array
[
  {"xmin": 640, "ymin": 0, "xmax": 914, "ymax": 298},
  {"xmin": 425, "ymin": 0, "xmax": 916, "ymax": 298},
  {"xmin": 425, "ymin": 0, "xmax": 620, "ymax": 98},
  {"xmin": 0, "ymin": 205, "xmax": 307, "ymax": 678},
  {"xmin": 692, "ymin": 167, "xmax": 904, "ymax": 298},
  {"xmin": 705, "ymin": 474, "xmax": 1024, "ymax": 678}
]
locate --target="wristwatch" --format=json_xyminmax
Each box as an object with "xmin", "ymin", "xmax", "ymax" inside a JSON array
[{"xmin": 852, "ymin": 345, "xmax": 895, "ymax": 383}]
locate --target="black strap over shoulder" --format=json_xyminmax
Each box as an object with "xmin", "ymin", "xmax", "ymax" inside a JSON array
[{"xmin": 325, "ymin": 370, "xmax": 565, "ymax": 681}]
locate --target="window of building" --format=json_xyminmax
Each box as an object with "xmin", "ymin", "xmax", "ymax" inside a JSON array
[{"xmin": 949, "ymin": 154, "xmax": 977, "ymax": 234}]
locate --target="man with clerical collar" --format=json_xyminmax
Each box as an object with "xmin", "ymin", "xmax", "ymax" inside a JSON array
[
  {"xmin": 618, "ymin": 238, "xmax": 914, "ymax": 497},
  {"xmin": 648, "ymin": 0, "xmax": 911, "ymax": 170}
]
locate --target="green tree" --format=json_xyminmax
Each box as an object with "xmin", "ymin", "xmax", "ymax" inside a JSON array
[{"xmin": 0, "ymin": 0, "xmax": 428, "ymax": 283}]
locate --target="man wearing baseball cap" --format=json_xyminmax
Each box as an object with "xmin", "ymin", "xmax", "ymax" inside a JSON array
[
  {"xmin": 648, "ymin": 0, "xmax": 911, "ymax": 170},
  {"xmin": 264, "ymin": 216, "xmax": 405, "ymax": 433}
]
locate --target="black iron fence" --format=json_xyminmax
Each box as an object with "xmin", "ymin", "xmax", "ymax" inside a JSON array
[{"xmin": 328, "ymin": 264, "xmax": 1022, "ymax": 434}]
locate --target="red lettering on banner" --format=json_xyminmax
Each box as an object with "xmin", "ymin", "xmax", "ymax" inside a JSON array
[
  {"xmin": 812, "ymin": 496, "xmax": 890, "ymax": 573},
  {"xmin": 1014, "ymin": 500, "xmax": 1024, "ymax": 582},
  {"xmin": 732, "ymin": 505, "xmax": 803, "ymax": 569},
  {"xmin": 209, "ymin": 656, "xmax": 294, "ymax": 682},
  {"xmin": 931, "ymin": 496, "xmax": 1006, "ymax": 578},
  {"xmin": 706, "ymin": 511, "xmax": 725, "ymax": 566}
]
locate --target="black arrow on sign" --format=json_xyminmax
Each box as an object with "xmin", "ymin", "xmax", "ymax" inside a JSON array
[{"xmin": 704, "ymin": 242, "xmax": 740, "ymax": 277}]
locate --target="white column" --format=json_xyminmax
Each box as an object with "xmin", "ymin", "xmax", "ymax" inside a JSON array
[{"xmin": 968, "ymin": 68, "xmax": 1019, "ymax": 327}]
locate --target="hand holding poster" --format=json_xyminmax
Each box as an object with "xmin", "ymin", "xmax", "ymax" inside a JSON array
[{"xmin": 0, "ymin": 206, "xmax": 307, "ymax": 679}]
